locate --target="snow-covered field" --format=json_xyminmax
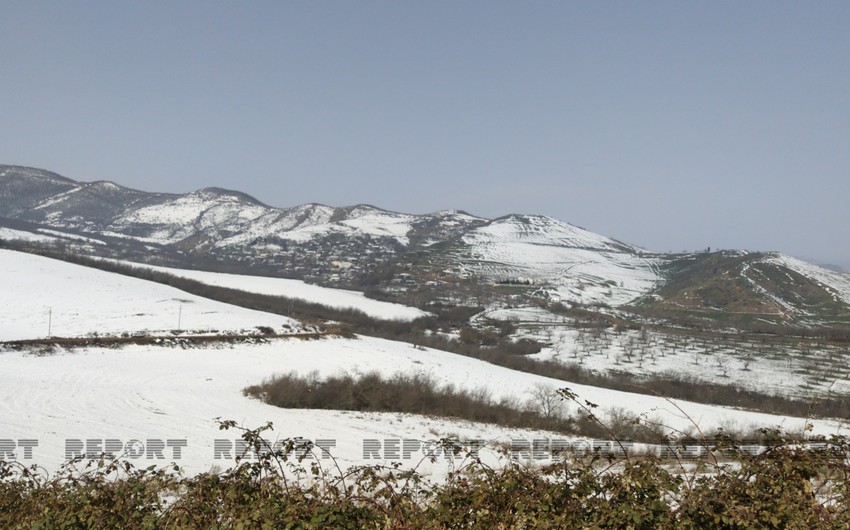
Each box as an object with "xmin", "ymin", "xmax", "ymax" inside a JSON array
[
  {"xmin": 2, "ymin": 248, "xmax": 846, "ymax": 478},
  {"xmin": 120, "ymin": 261, "xmax": 429, "ymax": 321},
  {"xmin": 0, "ymin": 226, "xmax": 107, "ymax": 247},
  {"xmin": 35, "ymin": 228, "xmax": 106, "ymax": 246},
  {"xmin": 2, "ymin": 336, "xmax": 844, "ymax": 477},
  {"xmin": 478, "ymin": 305, "xmax": 850, "ymax": 399},
  {"xmin": 0, "ymin": 227, "xmax": 57, "ymax": 244},
  {"xmin": 0, "ymin": 249, "xmax": 299, "ymax": 340},
  {"xmin": 531, "ymin": 327, "xmax": 850, "ymax": 398}
]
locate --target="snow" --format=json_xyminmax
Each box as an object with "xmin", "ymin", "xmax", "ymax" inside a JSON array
[
  {"xmin": 233, "ymin": 206, "xmax": 416, "ymax": 246},
  {"xmin": 112, "ymin": 191, "xmax": 270, "ymax": 243},
  {"xmin": 0, "ymin": 227, "xmax": 56, "ymax": 243},
  {"xmin": 486, "ymin": 305, "xmax": 850, "ymax": 400},
  {"xmin": 469, "ymin": 215, "xmax": 629, "ymax": 251},
  {"xmin": 99, "ymin": 231, "xmax": 167, "ymax": 245},
  {"xmin": 35, "ymin": 229, "xmax": 106, "ymax": 245},
  {"xmin": 120, "ymin": 261, "xmax": 430, "ymax": 321},
  {"xmin": 1, "ymin": 216, "xmax": 109, "ymax": 250},
  {"xmin": 216, "ymin": 204, "xmax": 336, "ymax": 246},
  {"xmin": 1, "ymin": 336, "xmax": 843, "ymax": 476},
  {"xmin": 110, "ymin": 196, "xmax": 418, "ymax": 247},
  {"xmin": 29, "ymin": 186, "xmax": 85, "ymax": 211},
  {"xmin": 0, "ymin": 341, "xmax": 549, "ymax": 477},
  {"xmin": 478, "ymin": 306, "xmax": 569, "ymax": 324},
  {"xmin": 0, "ymin": 249, "xmax": 299, "ymax": 340},
  {"xmin": 769, "ymin": 253, "xmax": 850, "ymax": 306},
  {"xmin": 118, "ymin": 194, "xmax": 242, "ymax": 227},
  {"xmin": 457, "ymin": 215, "xmax": 662, "ymax": 306},
  {"xmin": 431, "ymin": 210, "xmax": 486, "ymax": 224},
  {"xmin": 1, "ymin": 249, "xmax": 845, "ymax": 477},
  {"xmin": 337, "ymin": 207, "xmax": 416, "ymax": 245}
]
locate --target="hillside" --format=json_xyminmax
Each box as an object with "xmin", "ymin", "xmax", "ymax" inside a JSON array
[
  {"xmin": 2, "ymin": 164, "xmax": 850, "ymax": 325},
  {"xmin": 631, "ymin": 250, "xmax": 850, "ymax": 328},
  {"xmin": 2, "ymin": 165, "xmax": 850, "ymax": 478},
  {"xmin": 0, "ymin": 249, "xmax": 300, "ymax": 340},
  {"xmin": 440, "ymin": 214, "xmax": 662, "ymax": 306},
  {"xmin": 1, "ymin": 246, "xmax": 845, "ymax": 477}
]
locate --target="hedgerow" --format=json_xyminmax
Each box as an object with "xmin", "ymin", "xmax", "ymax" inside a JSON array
[{"xmin": 3, "ymin": 419, "xmax": 850, "ymax": 529}]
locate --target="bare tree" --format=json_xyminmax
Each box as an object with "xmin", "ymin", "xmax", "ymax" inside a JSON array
[{"xmin": 528, "ymin": 383, "xmax": 565, "ymax": 419}]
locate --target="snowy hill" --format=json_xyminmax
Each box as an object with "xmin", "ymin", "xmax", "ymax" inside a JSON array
[
  {"xmin": 0, "ymin": 249, "xmax": 300, "ymax": 340},
  {"xmin": 768, "ymin": 253, "xmax": 850, "ymax": 307},
  {"xmin": 0, "ymin": 165, "xmax": 664, "ymax": 307},
  {"xmin": 449, "ymin": 215, "xmax": 662, "ymax": 306},
  {"xmin": 2, "ymin": 164, "xmax": 850, "ymax": 315},
  {"xmin": 0, "ymin": 165, "xmax": 435, "ymax": 248},
  {"xmin": 1, "ymin": 222, "xmax": 849, "ymax": 477},
  {"xmin": 640, "ymin": 250, "xmax": 850, "ymax": 325},
  {"xmin": 109, "ymin": 188, "xmax": 271, "ymax": 244},
  {"xmin": 2, "ymin": 165, "xmax": 850, "ymax": 484},
  {"xmin": 119, "ymin": 260, "xmax": 430, "ymax": 321},
  {"xmin": 0, "ymin": 252, "xmax": 842, "ymax": 474},
  {"xmin": 0, "ymin": 165, "xmax": 78, "ymax": 215}
]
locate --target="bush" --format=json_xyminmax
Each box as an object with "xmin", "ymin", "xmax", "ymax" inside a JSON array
[
  {"xmin": 2, "ymin": 423, "xmax": 849, "ymax": 528},
  {"xmin": 244, "ymin": 371, "xmax": 584, "ymax": 437}
]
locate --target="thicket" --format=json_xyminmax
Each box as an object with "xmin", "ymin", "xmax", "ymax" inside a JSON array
[
  {"xmin": 2, "ymin": 420, "xmax": 850, "ymax": 529},
  {"xmin": 244, "ymin": 371, "xmax": 621, "ymax": 441}
]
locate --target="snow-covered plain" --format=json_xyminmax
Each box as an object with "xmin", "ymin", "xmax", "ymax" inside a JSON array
[
  {"xmin": 120, "ymin": 261, "xmax": 429, "ymax": 321},
  {"xmin": 0, "ymin": 250, "xmax": 299, "ymax": 340},
  {"xmin": 35, "ymin": 228, "xmax": 106, "ymax": 245}
]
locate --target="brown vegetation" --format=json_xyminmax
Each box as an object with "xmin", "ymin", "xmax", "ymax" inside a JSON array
[{"xmin": 2, "ymin": 421, "xmax": 850, "ymax": 528}]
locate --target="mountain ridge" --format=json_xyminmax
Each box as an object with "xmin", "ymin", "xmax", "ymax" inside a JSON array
[{"xmin": 1, "ymin": 164, "xmax": 849, "ymax": 325}]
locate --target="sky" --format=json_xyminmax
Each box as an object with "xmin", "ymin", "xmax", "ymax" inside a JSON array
[{"xmin": 1, "ymin": 1, "xmax": 848, "ymax": 266}]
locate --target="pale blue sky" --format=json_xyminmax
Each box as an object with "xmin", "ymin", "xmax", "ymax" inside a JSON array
[{"xmin": 2, "ymin": 2, "xmax": 848, "ymax": 265}]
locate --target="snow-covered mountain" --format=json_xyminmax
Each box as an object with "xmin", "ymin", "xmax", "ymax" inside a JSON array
[
  {"xmin": 2, "ymin": 164, "xmax": 850, "ymax": 317},
  {"xmin": 0, "ymin": 165, "xmax": 485, "ymax": 260}
]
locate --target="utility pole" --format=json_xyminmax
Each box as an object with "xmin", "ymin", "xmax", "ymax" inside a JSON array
[
  {"xmin": 177, "ymin": 304, "xmax": 182, "ymax": 331},
  {"xmin": 48, "ymin": 307, "xmax": 52, "ymax": 337}
]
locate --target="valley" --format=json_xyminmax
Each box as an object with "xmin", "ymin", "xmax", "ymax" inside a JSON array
[{"xmin": 1, "ymin": 164, "xmax": 850, "ymax": 479}]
